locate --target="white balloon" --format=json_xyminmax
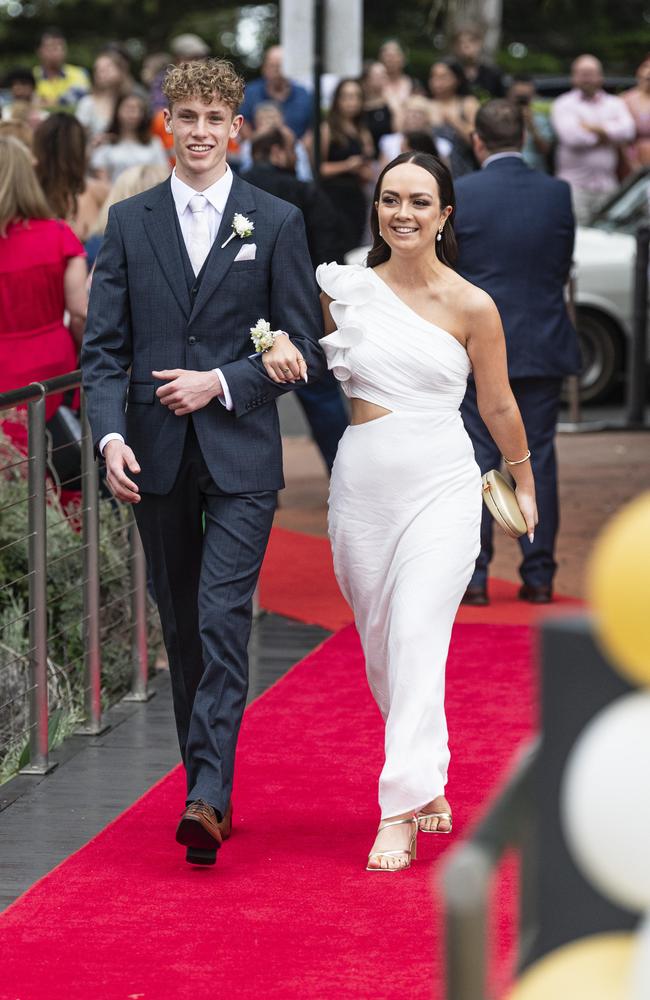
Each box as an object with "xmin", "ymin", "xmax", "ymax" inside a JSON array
[
  {"xmin": 632, "ymin": 911, "xmax": 650, "ymax": 1000},
  {"xmin": 561, "ymin": 691, "xmax": 650, "ymax": 912}
]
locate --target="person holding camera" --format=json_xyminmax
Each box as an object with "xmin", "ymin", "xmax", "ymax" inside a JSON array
[{"xmin": 507, "ymin": 74, "xmax": 554, "ymax": 172}]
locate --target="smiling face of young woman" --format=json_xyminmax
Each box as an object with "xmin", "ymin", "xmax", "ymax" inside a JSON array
[{"xmin": 376, "ymin": 161, "xmax": 452, "ymax": 259}]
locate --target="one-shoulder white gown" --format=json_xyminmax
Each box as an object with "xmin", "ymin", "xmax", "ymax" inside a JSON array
[{"xmin": 317, "ymin": 262, "xmax": 482, "ymax": 819}]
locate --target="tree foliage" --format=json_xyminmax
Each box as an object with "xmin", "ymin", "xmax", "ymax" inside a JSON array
[
  {"xmin": 0, "ymin": 0, "xmax": 650, "ymax": 96},
  {"xmin": 1, "ymin": 1, "xmax": 649, "ymax": 95}
]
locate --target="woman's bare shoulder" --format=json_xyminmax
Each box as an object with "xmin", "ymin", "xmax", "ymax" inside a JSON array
[{"xmin": 448, "ymin": 272, "xmax": 499, "ymax": 320}]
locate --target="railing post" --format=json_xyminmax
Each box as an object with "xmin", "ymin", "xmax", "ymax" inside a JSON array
[
  {"xmin": 626, "ymin": 223, "xmax": 650, "ymax": 428},
  {"xmin": 443, "ymin": 845, "xmax": 491, "ymax": 1000},
  {"xmin": 76, "ymin": 390, "xmax": 109, "ymax": 735},
  {"xmin": 20, "ymin": 387, "xmax": 57, "ymax": 774},
  {"xmin": 124, "ymin": 518, "xmax": 153, "ymax": 702}
]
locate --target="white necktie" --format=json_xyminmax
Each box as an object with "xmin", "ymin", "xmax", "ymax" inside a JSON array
[{"xmin": 187, "ymin": 194, "xmax": 211, "ymax": 276}]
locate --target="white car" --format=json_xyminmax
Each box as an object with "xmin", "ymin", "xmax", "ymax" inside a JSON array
[
  {"xmin": 572, "ymin": 169, "xmax": 649, "ymax": 401},
  {"xmin": 346, "ymin": 169, "xmax": 650, "ymax": 402}
]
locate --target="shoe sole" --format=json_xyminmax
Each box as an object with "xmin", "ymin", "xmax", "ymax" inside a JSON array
[
  {"xmin": 176, "ymin": 817, "xmax": 222, "ymax": 866},
  {"xmin": 186, "ymin": 847, "xmax": 217, "ymax": 865}
]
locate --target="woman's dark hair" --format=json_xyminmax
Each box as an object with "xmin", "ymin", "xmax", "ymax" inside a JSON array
[
  {"xmin": 428, "ymin": 58, "xmax": 471, "ymax": 98},
  {"xmin": 108, "ymin": 92, "xmax": 152, "ymax": 145},
  {"xmin": 367, "ymin": 151, "xmax": 458, "ymax": 269},
  {"xmin": 33, "ymin": 113, "xmax": 86, "ymax": 219},
  {"xmin": 403, "ymin": 130, "xmax": 438, "ymax": 156},
  {"xmin": 327, "ymin": 77, "xmax": 364, "ymax": 145},
  {"xmin": 4, "ymin": 67, "xmax": 35, "ymax": 89}
]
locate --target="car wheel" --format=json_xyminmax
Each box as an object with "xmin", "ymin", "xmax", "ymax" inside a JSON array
[{"xmin": 572, "ymin": 309, "xmax": 624, "ymax": 403}]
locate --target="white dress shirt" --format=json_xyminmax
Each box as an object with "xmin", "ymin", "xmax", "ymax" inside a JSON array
[
  {"xmin": 99, "ymin": 167, "xmax": 235, "ymax": 455},
  {"xmin": 171, "ymin": 164, "xmax": 233, "ymax": 248},
  {"xmin": 482, "ymin": 151, "xmax": 524, "ymax": 169}
]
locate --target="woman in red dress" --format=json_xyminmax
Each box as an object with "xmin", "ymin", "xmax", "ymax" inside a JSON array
[{"xmin": 0, "ymin": 135, "xmax": 87, "ymax": 449}]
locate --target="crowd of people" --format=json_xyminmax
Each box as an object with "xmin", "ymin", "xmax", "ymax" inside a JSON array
[
  {"xmin": 2, "ymin": 26, "xmax": 650, "ymax": 253},
  {"xmin": 1, "ymin": 24, "xmax": 648, "ymax": 463}
]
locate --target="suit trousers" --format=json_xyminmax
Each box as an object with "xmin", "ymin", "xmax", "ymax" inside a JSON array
[
  {"xmin": 133, "ymin": 421, "xmax": 276, "ymax": 818},
  {"xmin": 460, "ymin": 376, "xmax": 563, "ymax": 589}
]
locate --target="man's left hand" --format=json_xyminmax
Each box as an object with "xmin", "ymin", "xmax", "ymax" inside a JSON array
[
  {"xmin": 153, "ymin": 369, "xmax": 223, "ymax": 416},
  {"xmin": 581, "ymin": 121, "xmax": 609, "ymax": 143}
]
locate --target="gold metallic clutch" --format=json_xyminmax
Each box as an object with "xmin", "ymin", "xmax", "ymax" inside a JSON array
[{"xmin": 481, "ymin": 469, "xmax": 527, "ymax": 539}]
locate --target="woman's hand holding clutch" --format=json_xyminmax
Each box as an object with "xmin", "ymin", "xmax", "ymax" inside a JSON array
[{"xmin": 515, "ymin": 486, "xmax": 538, "ymax": 543}]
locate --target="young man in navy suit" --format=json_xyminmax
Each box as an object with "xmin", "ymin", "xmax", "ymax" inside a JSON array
[
  {"xmin": 454, "ymin": 100, "xmax": 581, "ymax": 604},
  {"xmin": 82, "ymin": 60, "xmax": 326, "ymax": 864}
]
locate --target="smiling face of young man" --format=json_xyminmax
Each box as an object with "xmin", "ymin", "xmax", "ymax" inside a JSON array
[{"xmin": 164, "ymin": 95, "xmax": 243, "ymax": 190}]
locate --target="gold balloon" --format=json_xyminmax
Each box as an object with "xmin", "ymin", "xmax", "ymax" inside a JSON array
[
  {"xmin": 506, "ymin": 932, "xmax": 635, "ymax": 1000},
  {"xmin": 587, "ymin": 491, "xmax": 650, "ymax": 687}
]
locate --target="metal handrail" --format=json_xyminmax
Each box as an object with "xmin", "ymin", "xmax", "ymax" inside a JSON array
[
  {"xmin": 0, "ymin": 370, "xmax": 82, "ymax": 412},
  {"xmin": 0, "ymin": 371, "xmax": 151, "ymax": 773},
  {"xmin": 442, "ymin": 740, "xmax": 539, "ymax": 1000}
]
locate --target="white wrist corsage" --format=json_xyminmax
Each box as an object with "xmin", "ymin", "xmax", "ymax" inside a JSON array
[
  {"xmin": 250, "ymin": 318, "xmax": 288, "ymax": 353},
  {"xmin": 221, "ymin": 213, "xmax": 255, "ymax": 248}
]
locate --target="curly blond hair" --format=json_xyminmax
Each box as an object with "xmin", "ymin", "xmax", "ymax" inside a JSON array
[{"xmin": 162, "ymin": 58, "xmax": 245, "ymax": 112}]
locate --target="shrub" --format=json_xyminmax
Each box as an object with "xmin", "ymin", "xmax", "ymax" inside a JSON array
[{"xmin": 0, "ymin": 418, "xmax": 161, "ymax": 782}]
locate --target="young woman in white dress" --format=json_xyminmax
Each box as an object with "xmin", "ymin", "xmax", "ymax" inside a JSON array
[{"xmin": 315, "ymin": 153, "xmax": 538, "ymax": 871}]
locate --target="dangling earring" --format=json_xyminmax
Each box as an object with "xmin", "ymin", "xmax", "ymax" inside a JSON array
[{"xmin": 436, "ymin": 229, "xmax": 443, "ymax": 242}]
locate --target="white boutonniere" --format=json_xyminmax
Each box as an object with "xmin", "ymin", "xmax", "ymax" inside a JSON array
[
  {"xmin": 250, "ymin": 318, "xmax": 282, "ymax": 352},
  {"xmin": 221, "ymin": 213, "xmax": 255, "ymax": 249}
]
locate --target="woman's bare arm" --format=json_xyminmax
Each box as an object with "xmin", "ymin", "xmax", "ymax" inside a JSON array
[
  {"xmin": 465, "ymin": 288, "xmax": 538, "ymax": 537},
  {"xmin": 320, "ymin": 291, "xmax": 336, "ymax": 335},
  {"xmin": 64, "ymin": 256, "xmax": 88, "ymax": 348}
]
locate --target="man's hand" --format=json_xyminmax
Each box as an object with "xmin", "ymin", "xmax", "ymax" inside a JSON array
[
  {"xmin": 104, "ymin": 440, "xmax": 141, "ymax": 504},
  {"xmin": 581, "ymin": 121, "xmax": 610, "ymax": 144},
  {"xmin": 261, "ymin": 334, "xmax": 307, "ymax": 384},
  {"xmin": 153, "ymin": 369, "xmax": 223, "ymax": 416}
]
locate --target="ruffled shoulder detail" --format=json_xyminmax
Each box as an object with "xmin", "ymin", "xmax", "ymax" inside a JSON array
[
  {"xmin": 316, "ymin": 262, "xmax": 375, "ymax": 305},
  {"xmin": 316, "ymin": 263, "xmax": 375, "ymax": 382}
]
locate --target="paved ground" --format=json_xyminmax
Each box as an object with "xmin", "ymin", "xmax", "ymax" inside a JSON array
[{"xmin": 276, "ymin": 394, "xmax": 650, "ymax": 598}]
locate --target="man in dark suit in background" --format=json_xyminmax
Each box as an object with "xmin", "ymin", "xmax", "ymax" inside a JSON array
[
  {"xmin": 242, "ymin": 126, "xmax": 347, "ymax": 472},
  {"xmin": 82, "ymin": 60, "xmax": 326, "ymax": 864},
  {"xmin": 455, "ymin": 99, "xmax": 581, "ymax": 604}
]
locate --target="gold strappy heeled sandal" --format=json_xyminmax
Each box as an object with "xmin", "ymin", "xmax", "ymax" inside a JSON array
[
  {"xmin": 417, "ymin": 811, "xmax": 453, "ymax": 834},
  {"xmin": 366, "ymin": 816, "xmax": 418, "ymax": 872}
]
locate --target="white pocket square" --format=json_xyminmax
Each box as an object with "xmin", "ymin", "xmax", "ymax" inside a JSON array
[{"xmin": 234, "ymin": 242, "xmax": 256, "ymax": 262}]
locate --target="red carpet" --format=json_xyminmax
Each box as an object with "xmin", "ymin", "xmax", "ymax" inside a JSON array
[
  {"xmin": 261, "ymin": 526, "xmax": 581, "ymax": 629},
  {"xmin": 0, "ymin": 622, "xmax": 535, "ymax": 999}
]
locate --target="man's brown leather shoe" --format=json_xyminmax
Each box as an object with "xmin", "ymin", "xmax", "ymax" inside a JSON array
[
  {"xmin": 518, "ymin": 584, "xmax": 553, "ymax": 604},
  {"xmin": 176, "ymin": 799, "xmax": 223, "ymax": 865},
  {"xmin": 219, "ymin": 800, "xmax": 233, "ymax": 840}
]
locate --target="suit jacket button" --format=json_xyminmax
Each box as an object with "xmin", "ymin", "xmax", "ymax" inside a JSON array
[{"xmin": 188, "ymin": 335, "xmax": 197, "ymax": 345}]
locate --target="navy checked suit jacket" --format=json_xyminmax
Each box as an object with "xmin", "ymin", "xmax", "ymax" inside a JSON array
[
  {"xmin": 81, "ymin": 173, "xmax": 327, "ymax": 494},
  {"xmin": 453, "ymin": 156, "xmax": 581, "ymax": 379}
]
